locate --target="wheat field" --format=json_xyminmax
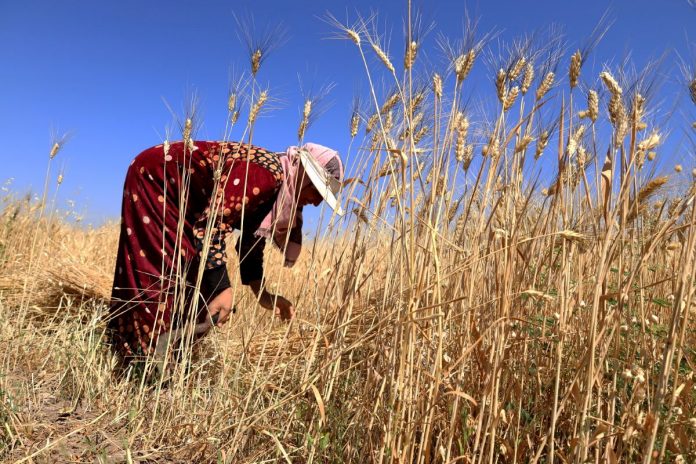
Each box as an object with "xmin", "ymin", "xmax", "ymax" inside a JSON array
[{"xmin": 1, "ymin": 7, "xmax": 696, "ymax": 464}]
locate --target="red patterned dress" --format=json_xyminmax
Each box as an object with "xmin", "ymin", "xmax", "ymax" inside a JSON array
[{"xmin": 108, "ymin": 140, "xmax": 283, "ymax": 362}]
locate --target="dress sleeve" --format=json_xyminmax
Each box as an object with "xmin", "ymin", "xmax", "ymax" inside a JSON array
[
  {"xmin": 194, "ymin": 207, "xmax": 232, "ymax": 300},
  {"xmin": 201, "ymin": 232, "xmax": 231, "ymax": 299},
  {"xmin": 234, "ymin": 188, "xmax": 275, "ymax": 285},
  {"xmin": 192, "ymin": 146, "xmax": 237, "ymax": 300},
  {"xmin": 192, "ymin": 142, "xmax": 280, "ymax": 295}
]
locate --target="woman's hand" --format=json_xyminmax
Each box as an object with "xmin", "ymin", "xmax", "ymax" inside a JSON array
[
  {"xmin": 249, "ymin": 280, "xmax": 296, "ymax": 321},
  {"xmin": 259, "ymin": 291, "xmax": 295, "ymax": 321},
  {"xmin": 209, "ymin": 288, "xmax": 234, "ymax": 327}
]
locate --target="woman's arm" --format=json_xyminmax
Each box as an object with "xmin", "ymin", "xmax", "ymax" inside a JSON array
[
  {"xmin": 248, "ymin": 279, "xmax": 295, "ymax": 321},
  {"xmin": 236, "ymin": 233, "xmax": 295, "ymax": 320}
]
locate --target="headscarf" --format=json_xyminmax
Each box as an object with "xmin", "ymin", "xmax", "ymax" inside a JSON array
[{"xmin": 256, "ymin": 142, "xmax": 343, "ymax": 267}]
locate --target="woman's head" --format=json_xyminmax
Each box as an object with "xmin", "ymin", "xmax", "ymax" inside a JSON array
[
  {"xmin": 297, "ymin": 183, "xmax": 323, "ymax": 207},
  {"xmin": 295, "ymin": 143, "xmax": 344, "ymax": 214},
  {"xmin": 256, "ymin": 142, "xmax": 343, "ymax": 266}
]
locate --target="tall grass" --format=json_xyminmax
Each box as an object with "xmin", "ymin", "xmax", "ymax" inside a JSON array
[{"xmin": 1, "ymin": 5, "xmax": 696, "ymax": 463}]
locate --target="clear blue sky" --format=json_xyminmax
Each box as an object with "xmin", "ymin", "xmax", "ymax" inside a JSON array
[{"xmin": 1, "ymin": 0, "xmax": 694, "ymax": 225}]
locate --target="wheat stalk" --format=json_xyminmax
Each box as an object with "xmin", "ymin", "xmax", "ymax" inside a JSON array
[
  {"xmin": 404, "ymin": 40, "xmax": 418, "ymax": 70},
  {"xmin": 496, "ymin": 68, "xmax": 506, "ymax": 102},
  {"xmin": 432, "ymin": 73, "xmax": 443, "ymax": 100},
  {"xmin": 588, "ymin": 90, "xmax": 599, "ymax": 122},
  {"xmin": 569, "ymin": 50, "xmax": 581, "ymax": 88},
  {"xmin": 350, "ymin": 111, "xmax": 360, "ymax": 138},
  {"xmin": 455, "ymin": 50, "xmax": 476, "ymax": 84},
  {"xmin": 248, "ymin": 90, "xmax": 268, "ymax": 125},
  {"xmin": 536, "ymin": 71, "xmax": 555, "ymax": 100},
  {"xmin": 521, "ymin": 62, "xmax": 534, "ymax": 95},
  {"xmin": 503, "ymin": 86, "xmax": 520, "ymax": 111},
  {"xmin": 371, "ymin": 40, "xmax": 395, "ymax": 74}
]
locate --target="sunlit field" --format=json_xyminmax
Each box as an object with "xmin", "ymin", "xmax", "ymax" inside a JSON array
[{"xmin": 2, "ymin": 6, "xmax": 696, "ymax": 463}]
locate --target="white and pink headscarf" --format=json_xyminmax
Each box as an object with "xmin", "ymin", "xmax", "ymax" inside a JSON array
[{"xmin": 256, "ymin": 142, "xmax": 343, "ymax": 267}]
